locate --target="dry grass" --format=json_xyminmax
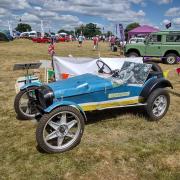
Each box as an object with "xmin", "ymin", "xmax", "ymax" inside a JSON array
[{"xmin": 0, "ymin": 39, "xmax": 179, "ymax": 180}]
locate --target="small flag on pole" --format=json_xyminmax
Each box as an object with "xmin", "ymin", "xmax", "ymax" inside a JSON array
[
  {"xmin": 119, "ymin": 24, "xmax": 125, "ymax": 41},
  {"xmin": 166, "ymin": 22, "xmax": 171, "ymax": 29},
  {"xmin": 163, "ymin": 70, "xmax": 170, "ymax": 78}
]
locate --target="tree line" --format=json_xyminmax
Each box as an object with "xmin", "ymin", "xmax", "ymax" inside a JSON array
[{"xmin": 15, "ymin": 22, "xmax": 140, "ymax": 40}]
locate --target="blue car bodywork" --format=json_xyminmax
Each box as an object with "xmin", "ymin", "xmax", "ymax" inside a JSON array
[
  {"xmin": 35, "ymin": 72, "xmax": 172, "ymax": 117},
  {"xmin": 21, "ymin": 81, "xmax": 42, "ymax": 90}
]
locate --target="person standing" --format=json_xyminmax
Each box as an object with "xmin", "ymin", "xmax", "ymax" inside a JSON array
[
  {"xmin": 78, "ymin": 34, "xmax": 83, "ymax": 47},
  {"xmin": 69, "ymin": 34, "xmax": 72, "ymax": 41},
  {"xmin": 93, "ymin": 35, "xmax": 99, "ymax": 50},
  {"xmin": 110, "ymin": 35, "xmax": 116, "ymax": 51},
  {"xmin": 102, "ymin": 35, "xmax": 105, "ymax": 42}
]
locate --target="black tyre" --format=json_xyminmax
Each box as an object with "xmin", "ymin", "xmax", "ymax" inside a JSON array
[
  {"xmin": 36, "ymin": 106, "xmax": 85, "ymax": 153},
  {"xmin": 145, "ymin": 62, "xmax": 162, "ymax": 72},
  {"xmin": 145, "ymin": 88, "xmax": 170, "ymax": 121},
  {"xmin": 164, "ymin": 53, "xmax": 177, "ymax": 64},
  {"xmin": 14, "ymin": 86, "xmax": 39, "ymax": 120},
  {"xmin": 127, "ymin": 52, "xmax": 139, "ymax": 57}
]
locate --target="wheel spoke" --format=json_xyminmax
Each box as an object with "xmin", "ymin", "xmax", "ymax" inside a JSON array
[
  {"xmin": 26, "ymin": 107, "xmax": 30, "ymax": 114},
  {"xmin": 57, "ymin": 136, "xmax": 64, "ymax": 146},
  {"xmin": 19, "ymin": 103, "xmax": 27, "ymax": 108},
  {"xmin": 45, "ymin": 131, "xmax": 58, "ymax": 141},
  {"xmin": 161, "ymin": 96, "xmax": 165, "ymax": 103},
  {"xmin": 67, "ymin": 120, "xmax": 77, "ymax": 129},
  {"xmin": 152, "ymin": 107, "xmax": 158, "ymax": 115},
  {"xmin": 66, "ymin": 132, "xmax": 75, "ymax": 138},
  {"xmin": 60, "ymin": 113, "xmax": 67, "ymax": 124},
  {"xmin": 154, "ymin": 101, "xmax": 160, "ymax": 106},
  {"xmin": 48, "ymin": 121, "xmax": 60, "ymax": 130},
  {"xmin": 20, "ymin": 97, "xmax": 28, "ymax": 106}
]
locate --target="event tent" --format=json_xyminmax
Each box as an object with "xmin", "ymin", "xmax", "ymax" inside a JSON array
[
  {"xmin": 0, "ymin": 30, "xmax": 13, "ymax": 41},
  {"xmin": 128, "ymin": 25, "xmax": 159, "ymax": 39},
  {"xmin": 0, "ymin": 31, "xmax": 9, "ymax": 41}
]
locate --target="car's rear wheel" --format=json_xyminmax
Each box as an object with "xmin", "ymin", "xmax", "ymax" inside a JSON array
[
  {"xmin": 14, "ymin": 86, "xmax": 39, "ymax": 120},
  {"xmin": 36, "ymin": 106, "xmax": 85, "ymax": 153},
  {"xmin": 127, "ymin": 52, "xmax": 139, "ymax": 57},
  {"xmin": 145, "ymin": 88, "xmax": 170, "ymax": 121},
  {"xmin": 164, "ymin": 53, "xmax": 177, "ymax": 64}
]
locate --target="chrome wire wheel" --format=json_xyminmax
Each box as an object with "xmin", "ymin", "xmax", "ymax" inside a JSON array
[
  {"xmin": 14, "ymin": 87, "xmax": 39, "ymax": 120},
  {"xmin": 19, "ymin": 90, "xmax": 37, "ymax": 117},
  {"xmin": 152, "ymin": 95, "xmax": 167, "ymax": 117},
  {"xmin": 36, "ymin": 106, "xmax": 85, "ymax": 153}
]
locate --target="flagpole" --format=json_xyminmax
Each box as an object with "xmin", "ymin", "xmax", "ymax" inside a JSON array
[
  {"xmin": 41, "ymin": 20, "xmax": 44, "ymax": 37},
  {"xmin": 8, "ymin": 20, "xmax": 13, "ymax": 37}
]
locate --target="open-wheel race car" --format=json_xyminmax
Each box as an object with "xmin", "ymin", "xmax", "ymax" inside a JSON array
[{"xmin": 14, "ymin": 59, "xmax": 172, "ymax": 153}]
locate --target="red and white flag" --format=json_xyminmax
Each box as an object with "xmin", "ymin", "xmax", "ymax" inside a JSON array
[{"xmin": 48, "ymin": 43, "xmax": 55, "ymax": 55}]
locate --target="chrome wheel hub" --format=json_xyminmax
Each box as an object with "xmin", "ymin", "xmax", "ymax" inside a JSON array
[
  {"xmin": 59, "ymin": 125, "xmax": 68, "ymax": 135},
  {"xmin": 167, "ymin": 56, "xmax": 175, "ymax": 64},
  {"xmin": 152, "ymin": 95, "xmax": 167, "ymax": 117}
]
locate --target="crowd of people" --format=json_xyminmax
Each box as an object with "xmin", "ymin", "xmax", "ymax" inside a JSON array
[{"xmin": 76, "ymin": 33, "xmax": 121, "ymax": 52}]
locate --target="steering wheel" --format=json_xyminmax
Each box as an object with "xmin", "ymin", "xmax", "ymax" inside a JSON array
[{"xmin": 96, "ymin": 60, "xmax": 112, "ymax": 74}]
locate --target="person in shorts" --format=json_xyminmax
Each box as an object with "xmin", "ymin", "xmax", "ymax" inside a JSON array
[
  {"xmin": 93, "ymin": 35, "xmax": 99, "ymax": 50},
  {"xmin": 78, "ymin": 34, "xmax": 83, "ymax": 47}
]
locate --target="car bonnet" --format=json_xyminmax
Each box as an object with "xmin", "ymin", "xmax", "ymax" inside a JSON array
[{"xmin": 48, "ymin": 73, "xmax": 113, "ymax": 98}]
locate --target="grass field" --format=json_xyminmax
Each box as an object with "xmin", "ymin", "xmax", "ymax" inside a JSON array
[{"xmin": 0, "ymin": 39, "xmax": 180, "ymax": 180}]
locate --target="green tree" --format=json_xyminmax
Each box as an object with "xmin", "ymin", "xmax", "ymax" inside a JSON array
[
  {"xmin": 75, "ymin": 24, "xmax": 85, "ymax": 36},
  {"xmin": 75, "ymin": 23, "xmax": 101, "ymax": 37},
  {"xmin": 124, "ymin": 22, "xmax": 140, "ymax": 40},
  {"xmin": 106, "ymin": 31, "xmax": 113, "ymax": 37},
  {"xmin": 58, "ymin": 29, "xmax": 75, "ymax": 35},
  {"xmin": 15, "ymin": 23, "xmax": 32, "ymax": 32},
  {"xmin": 58, "ymin": 29, "xmax": 69, "ymax": 34}
]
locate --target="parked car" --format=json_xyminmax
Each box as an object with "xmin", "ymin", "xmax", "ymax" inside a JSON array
[
  {"xmin": 14, "ymin": 60, "xmax": 172, "ymax": 153},
  {"xmin": 125, "ymin": 31, "xmax": 180, "ymax": 64},
  {"xmin": 58, "ymin": 35, "xmax": 70, "ymax": 42},
  {"xmin": 20, "ymin": 32, "xmax": 30, "ymax": 39},
  {"xmin": 29, "ymin": 31, "xmax": 37, "ymax": 38},
  {"xmin": 32, "ymin": 37, "xmax": 51, "ymax": 43}
]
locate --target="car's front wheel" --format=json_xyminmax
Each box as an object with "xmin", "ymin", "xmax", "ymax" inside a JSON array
[
  {"xmin": 14, "ymin": 86, "xmax": 39, "ymax": 120},
  {"xmin": 145, "ymin": 88, "xmax": 170, "ymax": 121},
  {"xmin": 36, "ymin": 106, "xmax": 85, "ymax": 153},
  {"xmin": 164, "ymin": 53, "xmax": 177, "ymax": 64}
]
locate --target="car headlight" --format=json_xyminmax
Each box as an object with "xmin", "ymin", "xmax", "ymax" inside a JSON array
[{"xmin": 35, "ymin": 85, "xmax": 54, "ymax": 109}]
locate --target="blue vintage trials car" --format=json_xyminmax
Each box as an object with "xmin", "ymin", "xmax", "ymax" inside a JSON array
[{"xmin": 14, "ymin": 60, "xmax": 172, "ymax": 153}]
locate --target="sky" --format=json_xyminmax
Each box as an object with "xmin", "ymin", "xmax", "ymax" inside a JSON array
[{"xmin": 0, "ymin": 0, "xmax": 180, "ymax": 33}]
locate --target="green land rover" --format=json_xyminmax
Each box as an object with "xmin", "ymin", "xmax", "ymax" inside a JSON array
[{"xmin": 125, "ymin": 31, "xmax": 180, "ymax": 64}]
